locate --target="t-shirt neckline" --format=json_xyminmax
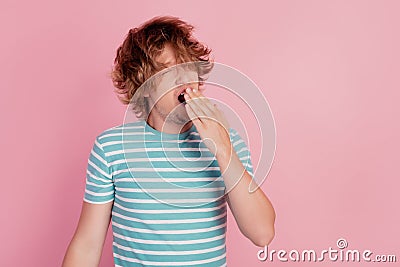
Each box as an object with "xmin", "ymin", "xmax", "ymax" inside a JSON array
[{"xmin": 143, "ymin": 120, "xmax": 196, "ymax": 140}]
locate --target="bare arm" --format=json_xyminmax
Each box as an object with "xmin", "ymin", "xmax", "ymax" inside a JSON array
[
  {"xmin": 217, "ymin": 146, "xmax": 276, "ymax": 247},
  {"xmin": 62, "ymin": 201, "xmax": 113, "ymax": 267},
  {"xmin": 182, "ymin": 87, "xmax": 275, "ymax": 247}
]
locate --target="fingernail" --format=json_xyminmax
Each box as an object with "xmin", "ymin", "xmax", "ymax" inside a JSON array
[
  {"xmin": 186, "ymin": 88, "xmax": 191, "ymax": 93},
  {"xmin": 193, "ymin": 88, "xmax": 197, "ymax": 93}
]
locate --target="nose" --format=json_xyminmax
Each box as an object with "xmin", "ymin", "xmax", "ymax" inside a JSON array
[
  {"xmin": 175, "ymin": 66, "xmax": 190, "ymax": 85},
  {"xmin": 175, "ymin": 63, "xmax": 199, "ymax": 85}
]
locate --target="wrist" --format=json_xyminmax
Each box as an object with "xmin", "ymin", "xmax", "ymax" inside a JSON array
[{"xmin": 216, "ymin": 144, "xmax": 234, "ymax": 161}]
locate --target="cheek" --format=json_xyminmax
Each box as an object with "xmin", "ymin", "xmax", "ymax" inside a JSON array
[{"xmin": 156, "ymin": 92, "xmax": 176, "ymax": 109}]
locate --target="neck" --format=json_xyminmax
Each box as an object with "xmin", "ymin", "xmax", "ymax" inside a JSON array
[{"xmin": 146, "ymin": 112, "xmax": 193, "ymax": 134}]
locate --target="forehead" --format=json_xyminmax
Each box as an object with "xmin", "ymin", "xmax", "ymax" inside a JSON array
[{"xmin": 156, "ymin": 43, "xmax": 177, "ymax": 64}]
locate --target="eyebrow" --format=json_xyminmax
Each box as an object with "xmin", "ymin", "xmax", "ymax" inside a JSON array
[{"xmin": 163, "ymin": 61, "xmax": 173, "ymax": 66}]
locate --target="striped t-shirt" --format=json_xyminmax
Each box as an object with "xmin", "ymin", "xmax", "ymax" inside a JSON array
[{"xmin": 84, "ymin": 119, "xmax": 254, "ymax": 266}]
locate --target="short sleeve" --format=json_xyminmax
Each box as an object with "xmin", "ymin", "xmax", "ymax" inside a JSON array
[
  {"xmin": 229, "ymin": 128, "xmax": 254, "ymax": 178},
  {"xmin": 83, "ymin": 136, "xmax": 115, "ymax": 204}
]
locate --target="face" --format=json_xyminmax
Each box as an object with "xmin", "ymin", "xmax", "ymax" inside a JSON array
[{"xmin": 145, "ymin": 43, "xmax": 200, "ymax": 126}]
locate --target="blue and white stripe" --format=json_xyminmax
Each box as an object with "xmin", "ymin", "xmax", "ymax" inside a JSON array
[{"xmin": 84, "ymin": 119, "xmax": 254, "ymax": 266}]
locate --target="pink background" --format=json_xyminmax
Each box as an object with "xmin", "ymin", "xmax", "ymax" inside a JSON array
[{"xmin": 1, "ymin": 0, "xmax": 399, "ymax": 266}]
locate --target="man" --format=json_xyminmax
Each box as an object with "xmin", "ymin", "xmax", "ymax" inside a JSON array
[{"xmin": 63, "ymin": 15, "xmax": 275, "ymax": 266}]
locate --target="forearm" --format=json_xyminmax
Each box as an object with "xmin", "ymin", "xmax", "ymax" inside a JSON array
[
  {"xmin": 63, "ymin": 201, "xmax": 112, "ymax": 266},
  {"xmin": 217, "ymin": 146, "xmax": 276, "ymax": 247},
  {"xmin": 62, "ymin": 235, "xmax": 103, "ymax": 267}
]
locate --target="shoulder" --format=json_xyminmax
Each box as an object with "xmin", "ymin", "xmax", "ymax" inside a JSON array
[
  {"xmin": 228, "ymin": 127, "xmax": 250, "ymax": 151},
  {"xmin": 228, "ymin": 127, "xmax": 244, "ymax": 143},
  {"xmin": 229, "ymin": 127, "xmax": 240, "ymax": 137},
  {"xmin": 95, "ymin": 120, "xmax": 145, "ymax": 143}
]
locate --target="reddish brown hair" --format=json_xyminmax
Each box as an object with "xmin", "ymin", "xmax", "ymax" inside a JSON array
[{"xmin": 110, "ymin": 15, "xmax": 213, "ymax": 118}]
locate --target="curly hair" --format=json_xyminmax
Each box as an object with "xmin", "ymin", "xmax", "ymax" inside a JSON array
[{"xmin": 109, "ymin": 15, "xmax": 213, "ymax": 119}]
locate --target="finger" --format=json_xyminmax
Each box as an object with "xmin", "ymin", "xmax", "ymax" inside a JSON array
[
  {"xmin": 184, "ymin": 88, "xmax": 211, "ymax": 119},
  {"xmin": 191, "ymin": 88, "xmax": 219, "ymax": 115},
  {"xmin": 184, "ymin": 98, "xmax": 203, "ymax": 125},
  {"xmin": 212, "ymin": 103, "xmax": 223, "ymax": 116},
  {"xmin": 187, "ymin": 88, "xmax": 229, "ymax": 129},
  {"xmin": 186, "ymin": 88, "xmax": 215, "ymax": 118}
]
